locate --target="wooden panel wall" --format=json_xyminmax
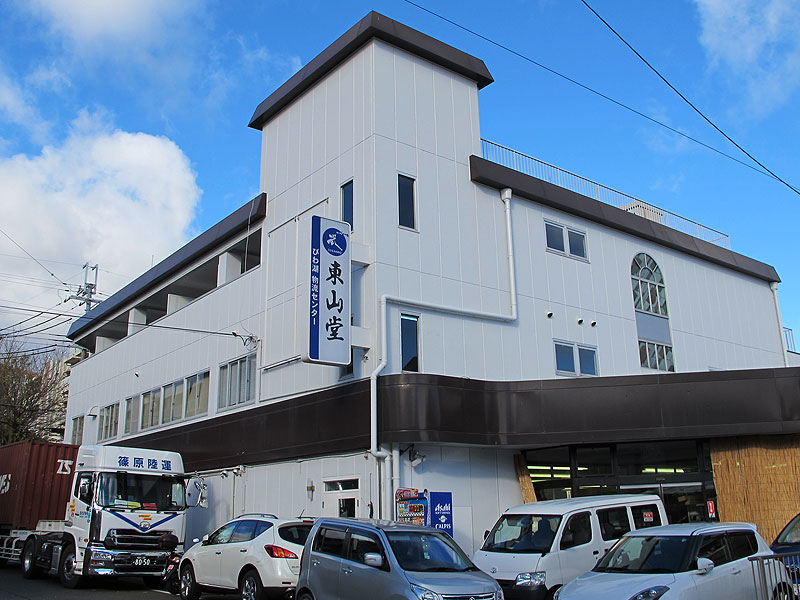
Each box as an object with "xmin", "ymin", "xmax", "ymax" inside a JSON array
[{"xmin": 711, "ymin": 434, "xmax": 800, "ymax": 543}]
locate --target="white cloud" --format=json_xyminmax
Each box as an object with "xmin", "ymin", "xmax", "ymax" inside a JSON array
[
  {"xmin": 0, "ymin": 67, "xmax": 51, "ymax": 143},
  {"xmin": 694, "ymin": 0, "xmax": 800, "ymax": 115},
  {"xmin": 0, "ymin": 111, "xmax": 200, "ymax": 331},
  {"xmin": 28, "ymin": 0, "xmax": 195, "ymax": 49}
]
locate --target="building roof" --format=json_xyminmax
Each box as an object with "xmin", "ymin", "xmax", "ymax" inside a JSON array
[
  {"xmin": 66, "ymin": 194, "xmax": 267, "ymax": 341},
  {"xmin": 248, "ymin": 11, "xmax": 494, "ymax": 130},
  {"xmin": 470, "ymin": 155, "xmax": 780, "ymax": 283}
]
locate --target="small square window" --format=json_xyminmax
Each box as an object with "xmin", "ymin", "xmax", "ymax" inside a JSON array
[
  {"xmin": 555, "ymin": 343, "xmax": 575, "ymax": 373},
  {"xmin": 568, "ymin": 230, "xmax": 586, "ymax": 259},
  {"xmin": 398, "ymin": 175, "xmax": 415, "ymax": 229},
  {"xmin": 545, "ymin": 223, "xmax": 565, "ymax": 252},
  {"xmin": 578, "ymin": 347, "xmax": 597, "ymax": 376},
  {"xmin": 341, "ymin": 180, "xmax": 353, "ymax": 230}
]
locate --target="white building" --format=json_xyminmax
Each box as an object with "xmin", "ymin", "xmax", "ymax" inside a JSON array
[{"xmin": 65, "ymin": 12, "xmax": 800, "ymax": 551}]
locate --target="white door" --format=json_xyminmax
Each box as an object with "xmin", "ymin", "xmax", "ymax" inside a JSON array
[
  {"xmin": 556, "ymin": 511, "xmax": 600, "ymax": 586},
  {"xmin": 192, "ymin": 521, "xmax": 236, "ymax": 587},
  {"xmin": 690, "ymin": 533, "xmax": 740, "ymax": 600},
  {"xmin": 217, "ymin": 520, "xmax": 257, "ymax": 589}
]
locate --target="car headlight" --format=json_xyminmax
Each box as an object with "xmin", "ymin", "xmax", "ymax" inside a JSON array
[
  {"xmin": 91, "ymin": 551, "xmax": 113, "ymax": 561},
  {"xmin": 411, "ymin": 583, "xmax": 442, "ymax": 600},
  {"xmin": 627, "ymin": 586, "xmax": 669, "ymax": 600},
  {"xmin": 494, "ymin": 589, "xmax": 504, "ymax": 600},
  {"xmin": 515, "ymin": 572, "xmax": 546, "ymax": 586}
]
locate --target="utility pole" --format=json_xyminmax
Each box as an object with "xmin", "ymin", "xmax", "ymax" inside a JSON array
[{"xmin": 67, "ymin": 263, "xmax": 102, "ymax": 312}]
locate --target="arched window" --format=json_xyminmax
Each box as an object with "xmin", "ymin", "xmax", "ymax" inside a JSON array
[
  {"xmin": 631, "ymin": 253, "xmax": 675, "ymax": 372},
  {"xmin": 631, "ymin": 253, "xmax": 668, "ymax": 316}
]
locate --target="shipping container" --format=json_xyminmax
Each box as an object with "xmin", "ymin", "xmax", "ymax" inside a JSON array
[{"xmin": 0, "ymin": 441, "xmax": 79, "ymax": 533}]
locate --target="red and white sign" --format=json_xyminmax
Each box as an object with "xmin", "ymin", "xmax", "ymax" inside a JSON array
[{"xmin": 707, "ymin": 500, "xmax": 716, "ymax": 519}]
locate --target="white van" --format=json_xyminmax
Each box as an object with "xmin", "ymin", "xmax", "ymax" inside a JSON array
[{"xmin": 472, "ymin": 494, "xmax": 667, "ymax": 600}]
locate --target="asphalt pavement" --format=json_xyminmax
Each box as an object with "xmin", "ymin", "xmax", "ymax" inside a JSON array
[{"xmin": 0, "ymin": 563, "xmax": 230, "ymax": 600}]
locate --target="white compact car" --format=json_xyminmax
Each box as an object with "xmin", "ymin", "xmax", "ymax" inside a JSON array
[
  {"xmin": 553, "ymin": 522, "xmax": 792, "ymax": 600},
  {"xmin": 179, "ymin": 514, "xmax": 314, "ymax": 600}
]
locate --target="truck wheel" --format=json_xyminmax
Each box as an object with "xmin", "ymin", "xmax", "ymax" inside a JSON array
[
  {"xmin": 239, "ymin": 569, "xmax": 264, "ymax": 600},
  {"xmin": 21, "ymin": 539, "xmax": 39, "ymax": 579},
  {"xmin": 59, "ymin": 544, "xmax": 84, "ymax": 589},
  {"xmin": 179, "ymin": 563, "xmax": 201, "ymax": 600}
]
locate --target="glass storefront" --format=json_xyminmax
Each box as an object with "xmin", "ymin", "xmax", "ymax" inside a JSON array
[{"xmin": 525, "ymin": 440, "xmax": 718, "ymax": 524}]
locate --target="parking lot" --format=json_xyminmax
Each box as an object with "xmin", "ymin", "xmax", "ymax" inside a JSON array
[{"xmin": 0, "ymin": 564, "xmax": 231, "ymax": 600}]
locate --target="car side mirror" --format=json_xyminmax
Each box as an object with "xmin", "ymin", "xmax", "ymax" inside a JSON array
[
  {"xmin": 696, "ymin": 557, "xmax": 714, "ymax": 574},
  {"xmin": 201, "ymin": 534, "xmax": 210, "ymax": 546},
  {"xmin": 484, "ymin": 530, "xmax": 490, "ymax": 540},
  {"xmin": 363, "ymin": 553, "xmax": 383, "ymax": 568}
]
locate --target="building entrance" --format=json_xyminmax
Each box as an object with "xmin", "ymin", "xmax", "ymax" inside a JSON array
[{"xmin": 525, "ymin": 440, "xmax": 718, "ymax": 524}]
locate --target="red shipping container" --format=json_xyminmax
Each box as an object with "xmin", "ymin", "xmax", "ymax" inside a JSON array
[{"xmin": 0, "ymin": 441, "xmax": 79, "ymax": 532}]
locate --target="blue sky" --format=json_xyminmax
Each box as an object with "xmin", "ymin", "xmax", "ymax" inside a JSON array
[{"xmin": 0, "ymin": 0, "xmax": 798, "ymax": 352}]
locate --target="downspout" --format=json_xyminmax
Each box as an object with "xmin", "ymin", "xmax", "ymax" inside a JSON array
[
  {"xmin": 770, "ymin": 282, "xmax": 789, "ymax": 367},
  {"xmin": 369, "ymin": 187, "xmax": 517, "ymax": 518}
]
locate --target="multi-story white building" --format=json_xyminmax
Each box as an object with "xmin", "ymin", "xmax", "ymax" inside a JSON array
[{"xmin": 65, "ymin": 12, "xmax": 800, "ymax": 551}]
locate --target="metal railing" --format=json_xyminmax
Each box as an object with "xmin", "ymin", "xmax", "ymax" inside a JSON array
[
  {"xmin": 480, "ymin": 139, "xmax": 731, "ymax": 249},
  {"xmin": 785, "ymin": 327, "xmax": 796, "ymax": 353},
  {"xmin": 749, "ymin": 552, "xmax": 799, "ymax": 600}
]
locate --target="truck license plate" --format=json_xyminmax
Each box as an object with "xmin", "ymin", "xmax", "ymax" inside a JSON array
[{"xmin": 133, "ymin": 556, "xmax": 152, "ymax": 567}]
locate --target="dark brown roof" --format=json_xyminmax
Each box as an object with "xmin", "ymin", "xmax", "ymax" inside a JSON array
[{"xmin": 248, "ymin": 11, "xmax": 494, "ymax": 130}]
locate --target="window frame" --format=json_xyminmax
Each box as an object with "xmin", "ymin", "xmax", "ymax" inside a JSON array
[
  {"xmin": 140, "ymin": 387, "xmax": 162, "ymax": 430},
  {"xmin": 97, "ymin": 402, "xmax": 119, "ymax": 442},
  {"xmin": 341, "ymin": 179, "xmax": 354, "ymax": 231},
  {"xmin": 185, "ymin": 369, "xmax": 210, "ymax": 418},
  {"xmin": 161, "ymin": 379, "xmax": 184, "ymax": 425},
  {"xmin": 544, "ymin": 220, "xmax": 588, "ymax": 261},
  {"xmin": 123, "ymin": 396, "xmax": 139, "ymax": 435},
  {"xmin": 560, "ymin": 511, "xmax": 593, "ymax": 550},
  {"xmin": 218, "ymin": 353, "xmax": 256, "ymax": 410},
  {"xmin": 554, "ymin": 341, "xmax": 598, "ymax": 377},
  {"xmin": 400, "ymin": 313, "xmax": 420, "ymax": 372},
  {"xmin": 71, "ymin": 416, "xmax": 84, "ymax": 445},
  {"xmin": 398, "ymin": 174, "xmax": 417, "ymax": 231}
]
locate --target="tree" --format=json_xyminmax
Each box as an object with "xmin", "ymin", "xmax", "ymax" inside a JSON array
[{"xmin": 0, "ymin": 334, "xmax": 68, "ymax": 446}]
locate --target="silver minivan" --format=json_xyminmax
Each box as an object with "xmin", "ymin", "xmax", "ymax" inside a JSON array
[{"xmin": 296, "ymin": 518, "xmax": 503, "ymax": 600}]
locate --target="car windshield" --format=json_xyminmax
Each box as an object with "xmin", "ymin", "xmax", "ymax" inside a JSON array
[
  {"xmin": 386, "ymin": 531, "xmax": 476, "ymax": 572},
  {"xmin": 481, "ymin": 514, "xmax": 561, "ymax": 554},
  {"xmin": 594, "ymin": 535, "xmax": 693, "ymax": 574},
  {"xmin": 776, "ymin": 514, "xmax": 800, "ymax": 544},
  {"xmin": 97, "ymin": 472, "xmax": 187, "ymax": 511}
]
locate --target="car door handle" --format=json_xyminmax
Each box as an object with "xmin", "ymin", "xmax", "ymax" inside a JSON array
[
  {"xmin": 732, "ymin": 568, "xmax": 742, "ymax": 575},
  {"xmin": 240, "ymin": 548, "xmax": 247, "ymax": 553},
  {"xmin": 215, "ymin": 551, "xmax": 222, "ymax": 555},
  {"xmin": 342, "ymin": 566, "xmax": 353, "ymax": 574}
]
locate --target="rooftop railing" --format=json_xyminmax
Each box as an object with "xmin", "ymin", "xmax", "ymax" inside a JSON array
[{"xmin": 481, "ymin": 139, "xmax": 731, "ymax": 249}]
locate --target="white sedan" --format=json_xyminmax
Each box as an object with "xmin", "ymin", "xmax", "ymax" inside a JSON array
[
  {"xmin": 179, "ymin": 513, "xmax": 314, "ymax": 600},
  {"xmin": 554, "ymin": 522, "xmax": 793, "ymax": 600}
]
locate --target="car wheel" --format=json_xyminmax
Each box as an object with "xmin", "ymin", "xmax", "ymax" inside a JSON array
[
  {"xmin": 180, "ymin": 563, "xmax": 202, "ymax": 600},
  {"xmin": 59, "ymin": 544, "xmax": 84, "ymax": 589},
  {"xmin": 773, "ymin": 583, "xmax": 795, "ymax": 600},
  {"xmin": 296, "ymin": 592, "xmax": 314, "ymax": 600},
  {"xmin": 21, "ymin": 539, "xmax": 39, "ymax": 579},
  {"xmin": 545, "ymin": 586, "xmax": 560, "ymax": 600},
  {"xmin": 239, "ymin": 568, "xmax": 265, "ymax": 600}
]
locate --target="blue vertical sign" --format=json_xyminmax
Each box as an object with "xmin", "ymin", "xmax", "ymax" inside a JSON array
[
  {"xmin": 428, "ymin": 492, "xmax": 454, "ymax": 536},
  {"xmin": 303, "ymin": 215, "xmax": 351, "ymax": 366}
]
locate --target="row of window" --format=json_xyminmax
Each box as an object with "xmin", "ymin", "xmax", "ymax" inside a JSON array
[
  {"xmin": 340, "ymin": 174, "xmax": 416, "ymax": 232},
  {"xmin": 88, "ymin": 353, "xmax": 258, "ymax": 443}
]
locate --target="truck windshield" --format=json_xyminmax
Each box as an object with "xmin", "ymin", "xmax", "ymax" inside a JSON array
[
  {"xmin": 97, "ymin": 472, "xmax": 186, "ymax": 511},
  {"xmin": 481, "ymin": 514, "xmax": 561, "ymax": 554}
]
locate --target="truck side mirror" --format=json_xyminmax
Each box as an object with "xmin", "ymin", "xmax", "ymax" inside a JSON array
[
  {"xmin": 364, "ymin": 553, "xmax": 384, "ymax": 568},
  {"xmin": 185, "ymin": 476, "xmax": 207, "ymax": 508}
]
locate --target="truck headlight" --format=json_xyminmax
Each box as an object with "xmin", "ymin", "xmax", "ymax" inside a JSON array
[
  {"xmin": 515, "ymin": 572, "xmax": 546, "ymax": 586},
  {"xmin": 627, "ymin": 586, "xmax": 669, "ymax": 600},
  {"xmin": 411, "ymin": 584, "xmax": 442, "ymax": 600},
  {"xmin": 91, "ymin": 551, "xmax": 113, "ymax": 561}
]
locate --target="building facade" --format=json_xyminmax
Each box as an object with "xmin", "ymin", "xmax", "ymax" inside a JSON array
[{"xmin": 65, "ymin": 12, "xmax": 800, "ymax": 551}]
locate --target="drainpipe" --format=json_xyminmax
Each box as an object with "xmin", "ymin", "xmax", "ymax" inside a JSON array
[
  {"xmin": 770, "ymin": 282, "xmax": 789, "ymax": 367},
  {"xmin": 369, "ymin": 187, "xmax": 518, "ymax": 518}
]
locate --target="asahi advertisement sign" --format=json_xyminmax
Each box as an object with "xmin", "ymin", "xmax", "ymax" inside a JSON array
[{"xmin": 303, "ymin": 215, "xmax": 351, "ymax": 366}]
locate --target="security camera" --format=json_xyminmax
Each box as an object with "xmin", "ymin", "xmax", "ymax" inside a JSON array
[{"xmin": 410, "ymin": 455, "xmax": 425, "ymax": 468}]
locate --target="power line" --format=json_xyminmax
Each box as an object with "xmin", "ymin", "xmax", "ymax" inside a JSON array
[
  {"xmin": 0, "ymin": 227, "xmax": 71, "ymax": 287},
  {"xmin": 0, "ymin": 303, "xmax": 241, "ymax": 339},
  {"xmin": 578, "ymin": 0, "xmax": 799, "ymax": 196},
  {"xmin": 400, "ymin": 0, "xmax": 790, "ymax": 185}
]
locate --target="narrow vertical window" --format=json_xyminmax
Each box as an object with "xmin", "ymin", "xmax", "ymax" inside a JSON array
[
  {"xmin": 401, "ymin": 314, "xmax": 419, "ymax": 372},
  {"xmin": 124, "ymin": 396, "xmax": 139, "ymax": 434},
  {"xmin": 341, "ymin": 180, "xmax": 353, "ymax": 230},
  {"xmin": 545, "ymin": 222, "xmax": 565, "ymax": 252},
  {"xmin": 398, "ymin": 175, "xmax": 415, "ymax": 229},
  {"xmin": 71, "ymin": 416, "xmax": 84, "ymax": 445}
]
